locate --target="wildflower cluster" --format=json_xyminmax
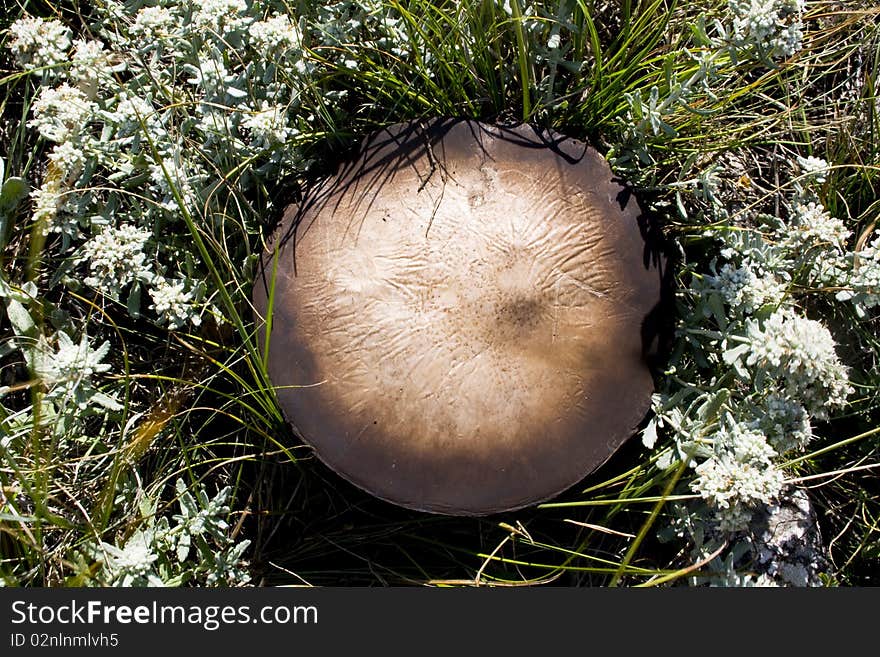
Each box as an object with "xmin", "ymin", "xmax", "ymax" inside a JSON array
[
  {"xmin": 28, "ymin": 84, "xmax": 95, "ymax": 144},
  {"xmin": 78, "ymin": 224, "xmax": 153, "ymax": 298},
  {"xmin": 741, "ymin": 309, "xmax": 851, "ymax": 415},
  {"xmin": 728, "ymin": 0, "xmax": 805, "ymax": 60},
  {"xmin": 707, "ymin": 263, "xmax": 786, "ymax": 314},
  {"xmin": 149, "ymin": 278, "xmax": 204, "ymax": 330},
  {"xmin": 692, "ymin": 420, "xmax": 785, "ymax": 532},
  {"xmin": 7, "ymin": 16, "xmax": 72, "ymax": 69},
  {"xmin": 652, "ymin": 159, "xmax": 860, "ymax": 539},
  {"xmin": 7, "ymin": 2, "xmax": 324, "ymax": 333}
]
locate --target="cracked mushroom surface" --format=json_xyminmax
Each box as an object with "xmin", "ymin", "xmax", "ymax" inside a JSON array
[{"xmin": 253, "ymin": 119, "xmax": 662, "ymax": 515}]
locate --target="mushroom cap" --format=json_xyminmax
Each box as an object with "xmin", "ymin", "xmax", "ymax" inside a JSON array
[{"xmin": 253, "ymin": 119, "xmax": 661, "ymax": 516}]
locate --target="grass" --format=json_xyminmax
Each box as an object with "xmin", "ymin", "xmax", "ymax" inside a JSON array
[{"xmin": 1, "ymin": 0, "xmax": 878, "ymax": 586}]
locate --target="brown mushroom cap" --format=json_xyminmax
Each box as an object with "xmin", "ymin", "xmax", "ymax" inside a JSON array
[{"xmin": 253, "ymin": 119, "xmax": 661, "ymax": 515}]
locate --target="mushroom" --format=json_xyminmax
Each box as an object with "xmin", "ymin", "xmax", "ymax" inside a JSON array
[{"xmin": 253, "ymin": 118, "xmax": 661, "ymax": 515}]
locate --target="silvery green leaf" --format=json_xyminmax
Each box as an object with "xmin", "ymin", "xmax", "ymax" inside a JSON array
[
  {"xmin": 138, "ymin": 491, "xmax": 156, "ymax": 519},
  {"xmin": 57, "ymin": 330, "xmax": 75, "ymax": 351},
  {"xmin": 226, "ymin": 86, "xmax": 247, "ymax": 98},
  {"xmin": 176, "ymin": 532, "xmax": 191, "ymax": 563},
  {"xmin": 91, "ymin": 391, "xmax": 123, "ymax": 411},
  {"xmin": 697, "ymin": 388, "xmax": 730, "ymax": 423},
  {"xmin": 5, "ymin": 299, "xmax": 36, "ymax": 338},
  {"xmin": 676, "ymin": 191, "xmax": 688, "ymax": 220}
]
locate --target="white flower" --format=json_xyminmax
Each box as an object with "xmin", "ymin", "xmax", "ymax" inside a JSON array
[
  {"xmin": 29, "ymin": 175, "xmax": 80, "ymax": 242},
  {"xmin": 729, "ymin": 0, "xmax": 805, "ymax": 59},
  {"xmin": 758, "ymin": 395, "xmax": 813, "ymax": 454},
  {"xmin": 796, "ymin": 155, "xmax": 829, "ymax": 184},
  {"xmin": 718, "ymin": 422, "xmax": 777, "ymax": 462},
  {"xmin": 772, "ymin": 20, "xmax": 804, "ymax": 58},
  {"xmin": 711, "ymin": 262, "xmax": 786, "ymax": 312},
  {"xmin": 8, "ymin": 16, "xmax": 71, "ymax": 69},
  {"xmin": 692, "ymin": 451, "xmax": 785, "ymax": 532},
  {"xmin": 787, "ymin": 201, "xmax": 851, "ymax": 251},
  {"xmin": 30, "ymin": 178, "xmax": 64, "ymax": 235},
  {"xmin": 744, "ymin": 309, "xmax": 852, "ymax": 417},
  {"xmin": 149, "ymin": 278, "xmax": 201, "ymax": 330},
  {"xmin": 242, "ymin": 102, "xmax": 295, "ymax": 147},
  {"xmin": 547, "ymin": 33, "xmax": 561, "ymax": 49},
  {"xmin": 192, "ymin": 0, "xmax": 249, "ymax": 34},
  {"xmin": 248, "ymin": 14, "xmax": 302, "ymax": 52},
  {"xmin": 47, "ymin": 141, "xmax": 86, "ymax": 179},
  {"xmin": 27, "ymin": 83, "xmax": 95, "ymax": 143},
  {"xmin": 70, "ymin": 39, "xmax": 121, "ymax": 88},
  {"xmin": 79, "ymin": 223, "xmax": 154, "ymax": 297},
  {"xmin": 131, "ymin": 6, "xmax": 177, "ymax": 38}
]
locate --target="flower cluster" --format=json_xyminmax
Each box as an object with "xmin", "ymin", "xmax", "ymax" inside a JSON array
[
  {"xmin": 27, "ymin": 84, "xmax": 95, "ymax": 143},
  {"xmin": 757, "ymin": 395, "xmax": 813, "ymax": 454},
  {"xmin": 48, "ymin": 142, "xmax": 87, "ymax": 178},
  {"xmin": 70, "ymin": 39, "xmax": 122, "ymax": 90},
  {"xmin": 692, "ymin": 426, "xmax": 785, "ymax": 532},
  {"xmin": 78, "ymin": 223, "xmax": 154, "ymax": 298},
  {"xmin": 191, "ymin": 0, "xmax": 249, "ymax": 34},
  {"xmin": 729, "ymin": 0, "xmax": 805, "ymax": 59},
  {"xmin": 242, "ymin": 102, "xmax": 298, "ymax": 148},
  {"xmin": 248, "ymin": 14, "xmax": 302, "ymax": 52},
  {"xmin": 654, "ymin": 154, "xmax": 858, "ymax": 543},
  {"xmin": 796, "ymin": 155, "xmax": 830, "ymax": 184},
  {"xmin": 785, "ymin": 201, "xmax": 852, "ymax": 252},
  {"xmin": 149, "ymin": 279, "xmax": 202, "ymax": 330},
  {"xmin": 742, "ymin": 310, "xmax": 852, "ymax": 417},
  {"xmin": 130, "ymin": 6, "xmax": 176, "ymax": 38},
  {"xmin": 704, "ymin": 262, "xmax": 787, "ymax": 314},
  {"xmin": 8, "ymin": 16, "xmax": 72, "ymax": 70}
]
